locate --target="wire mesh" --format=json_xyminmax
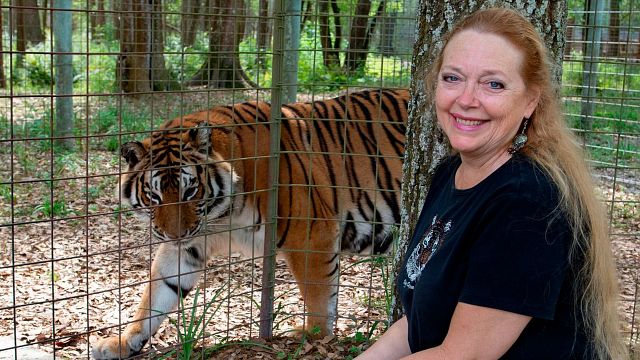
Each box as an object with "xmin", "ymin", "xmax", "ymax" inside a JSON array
[
  {"xmin": 563, "ymin": 1, "xmax": 640, "ymax": 353},
  {"xmin": 0, "ymin": 0, "xmax": 637, "ymax": 359}
]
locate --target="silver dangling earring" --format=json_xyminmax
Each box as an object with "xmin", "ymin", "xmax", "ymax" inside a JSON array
[{"xmin": 508, "ymin": 118, "xmax": 529, "ymax": 155}]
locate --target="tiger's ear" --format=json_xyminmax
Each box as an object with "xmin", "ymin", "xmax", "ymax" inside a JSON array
[
  {"xmin": 121, "ymin": 141, "xmax": 146, "ymax": 167},
  {"xmin": 188, "ymin": 123, "xmax": 212, "ymax": 154}
]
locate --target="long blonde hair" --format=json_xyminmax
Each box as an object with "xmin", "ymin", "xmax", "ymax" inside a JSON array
[{"xmin": 427, "ymin": 8, "xmax": 625, "ymax": 359}]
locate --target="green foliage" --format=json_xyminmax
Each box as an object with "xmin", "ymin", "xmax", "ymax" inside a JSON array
[
  {"xmin": 33, "ymin": 197, "xmax": 70, "ymax": 218},
  {"xmin": 86, "ymin": 186, "xmax": 101, "ymax": 201},
  {"xmin": 562, "ymin": 54, "xmax": 640, "ymax": 167},
  {"xmin": 23, "ymin": 54, "xmax": 53, "ymax": 87},
  {"xmin": 340, "ymin": 319, "xmax": 382, "ymax": 359},
  {"xmin": 13, "ymin": 144, "xmax": 38, "ymax": 176},
  {"xmin": 0, "ymin": 115, "xmax": 8, "ymax": 141},
  {"xmin": 54, "ymin": 151, "xmax": 81, "ymax": 176},
  {"xmin": 158, "ymin": 283, "xmax": 229, "ymax": 360},
  {"xmin": 164, "ymin": 32, "xmax": 210, "ymax": 83},
  {"xmin": 85, "ymin": 105, "xmax": 152, "ymax": 150},
  {"xmin": 237, "ymin": 25, "xmax": 411, "ymax": 92},
  {"xmin": 0, "ymin": 184, "xmax": 14, "ymax": 204},
  {"xmin": 239, "ymin": 38, "xmax": 273, "ymax": 87},
  {"xmin": 46, "ymin": 270, "xmax": 61, "ymax": 282},
  {"xmin": 111, "ymin": 205, "xmax": 134, "ymax": 221}
]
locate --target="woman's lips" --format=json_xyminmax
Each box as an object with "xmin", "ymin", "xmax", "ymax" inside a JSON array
[{"xmin": 451, "ymin": 113, "xmax": 486, "ymax": 129}]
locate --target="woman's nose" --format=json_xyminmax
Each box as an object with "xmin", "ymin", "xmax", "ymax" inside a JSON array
[{"xmin": 456, "ymin": 83, "xmax": 479, "ymax": 108}]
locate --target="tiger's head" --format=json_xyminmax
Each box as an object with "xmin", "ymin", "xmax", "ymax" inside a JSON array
[{"xmin": 119, "ymin": 124, "xmax": 239, "ymax": 241}]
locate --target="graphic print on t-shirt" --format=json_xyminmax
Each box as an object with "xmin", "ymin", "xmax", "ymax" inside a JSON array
[{"xmin": 403, "ymin": 215, "xmax": 452, "ymax": 290}]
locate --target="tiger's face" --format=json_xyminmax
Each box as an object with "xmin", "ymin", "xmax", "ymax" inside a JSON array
[{"xmin": 119, "ymin": 124, "xmax": 239, "ymax": 241}]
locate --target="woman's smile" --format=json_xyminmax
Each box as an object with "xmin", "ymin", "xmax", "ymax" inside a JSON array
[{"xmin": 451, "ymin": 113, "xmax": 486, "ymax": 129}]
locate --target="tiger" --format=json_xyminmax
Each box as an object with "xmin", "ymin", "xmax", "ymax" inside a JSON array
[{"xmin": 91, "ymin": 88, "xmax": 409, "ymax": 359}]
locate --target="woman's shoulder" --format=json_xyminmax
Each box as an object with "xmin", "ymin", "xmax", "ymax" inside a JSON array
[{"xmin": 489, "ymin": 154, "xmax": 559, "ymax": 204}]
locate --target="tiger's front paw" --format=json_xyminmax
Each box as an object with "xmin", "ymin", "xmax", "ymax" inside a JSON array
[{"xmin": 91, "ymin": 336, "xmax": 135, "ymax": 359}]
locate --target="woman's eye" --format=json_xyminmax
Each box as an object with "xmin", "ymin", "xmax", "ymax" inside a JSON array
[
  {"xmin": 442, "ymin": 74, "xmax": 460, "ymax": 82},
  {"xmin": 488, "ymin": 81, "xmax": 504, "ymax": 89}
]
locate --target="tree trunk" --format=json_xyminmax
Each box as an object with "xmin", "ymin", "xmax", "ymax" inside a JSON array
[
  {"xmin": 0, "ymin": 9, "xmax": 5, "ymax": 88},
  {"xmin": 565, "ymin": 17, "xmax": 574, "ymax": 57},
  {"xmin": 318, "ymin": 0, "xmax": 340, "ymax": 69},
  {"xmin": 344, "ymin": 0, "xmax": 372, "ymax": 73},
  {"xmin": 580, "ymin": 0, "xmax": 604, "ymax": 132},
  {"xmin": 257, "ymin": 0, "xmax": 270, "ymax": 51},
  {"xmin": 181, "ymin": 0, "xmax": 201, "ymax": 47},
  {"xmin": 393, "ymin": 0, "xmax": 568, "ymax": 323},
  {"xmin": 111, "ymin": 0, "xmax": 121, "ymax": 40},
  {"xmin": 90, "ymin": 0, "xmax": 106, "ymax": 37},
  {"xmin": 300, "ymin": 0, "xmax": 313, "ymax": 32},
  {"xmin": 42, "ymin": 0, "xmax": 50, "ymax": 29},
  {"xmin": 116, "ymin": 0, "xmax": 177, "ymax": 93},
  {"xmin": 255, "ymin": 0, "xmax": 270, "ymax": 68},
  {"xmin": 361, "ymin": 1, "xmax": 385, "ymax": 60},
  {"xmin": 282, "ymin": 0, "xmax": 301, "ymax": 103},
  {"xmin": 13, "ymin": 0, "xmax": 27, "ymax": 67},
  {"xmin": 609, "ymin": 0, "xmax": 620, "ymax": 58},
  {"xmin": 53, "ymin": 0, "xmax": 74, "ymax": 150},
  {"xmin": 13, "ymin": 0, "xmax": 45, "ymax": 46},
  {"xmin": 189, "ymin": 0, "xmax": 248, "ymax": 88},
  {"xmin": 330, "ymin": 0, "xmax": 342, "ymax": 51}
]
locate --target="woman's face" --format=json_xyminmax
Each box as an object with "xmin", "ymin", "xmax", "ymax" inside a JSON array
[{"xmin": 435, "ymin": 30, "xmax": 539, "ymax": 163}]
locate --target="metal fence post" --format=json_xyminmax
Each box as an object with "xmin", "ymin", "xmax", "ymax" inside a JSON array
[{"xmin": 259, "ymin": 0, "xmax": 285, "ymax": 340}]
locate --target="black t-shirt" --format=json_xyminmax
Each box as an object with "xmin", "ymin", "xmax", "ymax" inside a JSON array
[{"xmin": 398, "ymin": 154, "xmax": 591, "ymax": 359}]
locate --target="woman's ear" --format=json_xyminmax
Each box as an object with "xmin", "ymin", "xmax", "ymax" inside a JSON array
[{"xmin": 524, "ymin": 86, "xmax": 541, "ymax": 119}]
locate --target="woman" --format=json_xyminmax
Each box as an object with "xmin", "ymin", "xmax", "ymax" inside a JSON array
[{"xmin": 356, "ymin": 8, "xmax": 624, "ymax": 360}]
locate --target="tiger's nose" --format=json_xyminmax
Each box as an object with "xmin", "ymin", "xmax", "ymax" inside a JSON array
[{"xmin": 154, "ymin": 203, "xmax": 197, "ymax": 239}]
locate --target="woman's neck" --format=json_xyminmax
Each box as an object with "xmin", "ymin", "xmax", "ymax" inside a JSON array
[{"xmin": 455, "ymin": 151, "xmax": 512, "ymax": 190}]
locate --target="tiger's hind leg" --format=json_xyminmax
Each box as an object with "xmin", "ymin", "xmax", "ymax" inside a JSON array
[
  {"xmin": 280, "ymin": 219, "xmax": 340, "ymax": 337},
  {"xmin": 91, "ymin": 241, "xmax": 207, "ymax": 359}
]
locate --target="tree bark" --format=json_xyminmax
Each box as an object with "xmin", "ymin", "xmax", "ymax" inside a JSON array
[
  {"xmin": 318, "ymin": 0, "xmax": 341, "ymax": 69},
  {"xmin": 116, "ymin": 0, "xmax": 177, "ymax": 93},
  {"xmin": 0, "ymin": 9, "xmax": 5, "ymax": 88},
  {"xmin": 13, "ymin": 0, "xmax": 44, "ymax": 46},
  {"xmin": 181, "ymin": 0, "xmax": 201, "ymax": 47},
  {"xmin": 53, "ymin": 0, "xmax": 74, "ymax": 149},
  {"xmin": 393, "ymin": 0, "xmax": 568, "ymax": 323},
  {"xmin": 256, "ymin": 0, "xmax": 271, "ymax": 68},
  {"xmin": 42, "ymin": 0, "xmax": 49, "ymax": 29},
  {"xmin": 257, "ymin": 0, "xmax": 271, "ymax": 51},
  {"xmin": 282, "ymin": 0, "xmax": 301, "ymax": 103},
  {"xmin": 580, "ymin": 0, "xmax": 604, "ymax": 132},
  {"xmin": 111, "ymin": 0, "xmax": 121, "ymax": 40},
  {"xmin": 344, "ymin": 0, "xmax": 372, "ymax": 73},
  {"xmin": 189, "ymin": 0, "xmax": 248, "ymax": 88},
  {"xmin": 13, "ymin": 0, "xmax": 27, "ymax": 67},
  {"xmin": 608, "ymin": 0, "xmax": 620, "ymax": 58},
  {"xmin": 330, "ymin": 0, "xmax": 341, "ymax": 51},
  {"xmin": 90, "ymin": 0, "xmax": 106, "ymax": 38},
  {"xmin": 300, "ymin": 0, "xmax": 313, "ymax": 32}
]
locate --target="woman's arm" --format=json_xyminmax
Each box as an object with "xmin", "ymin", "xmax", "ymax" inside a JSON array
[
  {"xmin": 355, "ymin": 316, "xmax": 412, "ymax": 360},
  {"xmin": 402, "ymin": 302, "xmax": 531, "ymax": 360}
]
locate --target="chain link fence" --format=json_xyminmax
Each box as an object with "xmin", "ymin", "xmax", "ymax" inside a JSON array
[{"xmin": 0, "ymin": 0, "xmax": 638, "ymax": 358}]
